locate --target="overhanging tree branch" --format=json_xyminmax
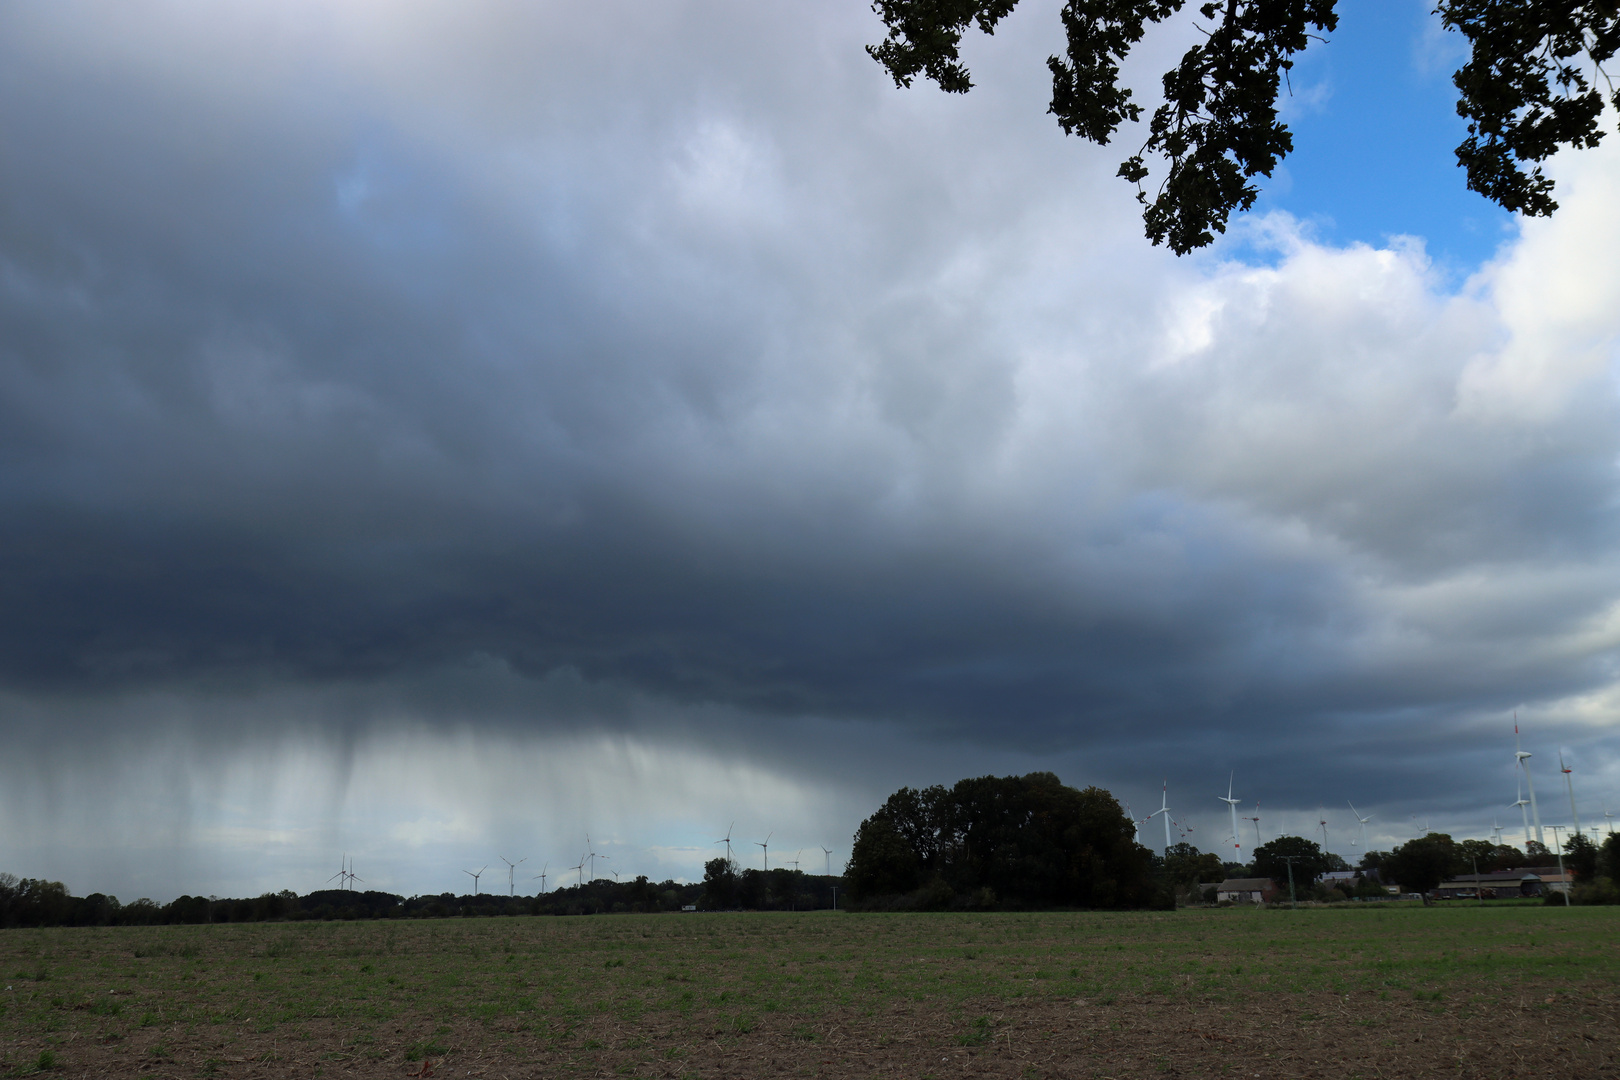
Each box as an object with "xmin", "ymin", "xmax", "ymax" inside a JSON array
[{"xmin": 867, "ymin": 0, "xmax": 1619, "ymax": 252}]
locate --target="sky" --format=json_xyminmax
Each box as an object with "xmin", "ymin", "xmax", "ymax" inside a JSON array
[{"xmin": 2, "ymin": 0, "xmax": 1619, "ymax": 903}]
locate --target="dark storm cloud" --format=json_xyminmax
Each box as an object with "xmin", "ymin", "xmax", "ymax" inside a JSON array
[{"xmin": 2, "ymin": 0, "xmax": 1620, "ymax": 819}]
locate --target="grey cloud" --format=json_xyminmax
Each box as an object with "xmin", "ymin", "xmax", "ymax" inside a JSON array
[{"xmin": 2, "ymin": 0, "xmax": 1619, "ymax": 846}]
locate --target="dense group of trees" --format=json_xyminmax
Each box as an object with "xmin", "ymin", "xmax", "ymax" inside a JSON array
[
  {"xmin": 1250, "ymin": 836, "xmax": 1349, "ymax": 894},
  {"xmin": 868, "ymin": 0, "xmax": 1620, "ymax": 251},
  {"xmin": 1380, "ymin": 834, "xmax": 1468, "ymax": 900},
  {"xmin": 699, "ymin": 863, "xmax": 843, "ymax": 911},
  {"xmin": 1160, "ymin": 842, "xmax": 1227, "ymax": 895},
  {"xmin": 1358, "ymin": 837, "xmax": 1543, "ymax": 881},
  {"xmin": 0, "ymin": 872, "xmax": 710, "ymax": 929},
  {"xmin": 843, "ymin": 772, "xmax": 1162, "ymax": 910}
]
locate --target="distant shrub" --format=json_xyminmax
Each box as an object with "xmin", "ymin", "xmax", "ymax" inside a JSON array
[{"xmin": 1571, "ymin": 878, "xmax": 1620, "ymax": 905}]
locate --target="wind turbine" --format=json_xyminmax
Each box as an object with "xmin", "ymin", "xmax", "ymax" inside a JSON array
[
  {"xmin": 822, "ymin": 846, "xmax": 833, "ymax": 876},
  {"xmin": 790, "ymin": 850, "xmax": 802, "ymax": 873},
  {"xmin": 1347, "ymin": 801, "xmax": 1371, "ymax": 848},
  {"xmin": 347, "ymin": 862, "xmax": 363, "ymax": 892},
  {"xmin": 532, "ymin": 862, "xmax": 549, "ymax": 894},
  {"xmin": 1218, "ymin": 774, "xmax": 1243, "ymax": 862},
  {"xmin": 1491, "ymin": 820, "xmax": 1504, "ymax": 847},
  {"xmin": 1147, "ymin": 781, "xmax": 1173, "ymax": 855},
  {"xmin": 715, "ymin": 822, "xmax": 735, "ymax": 866},
  {"xmin": 572, "ymin": 856, "xmax": 586, "ymax": 887},
  {"xmin": 1558, "ymin": 750, "xmax": 1582, "ymax": 837},
  {"xmin": 582, "ymin": 834, "xmax": 610, "ymax": 881},
  {"xmin": 1125, "ymin": 801, "xmax": 1140, "ymax": 844},
  {"xmin": 328, "ymin": 854, "xmax": 351, "ymax": 891},
  {"xmin": 1317, "ymin": 807, "xmax": 1330, "ymax": 852},
  {"xmin": 756, "ymin": 832, "xmax": 773, "ymax": 871},
  {"xmin": 464, "ymin": 865, "xmax": 487, "ymax": 896},
  {"xmin": 500, "ymin": 855, "xmax": 528, "ymax": 896},
  {"xmin": 1515, "ymin": 719, "xmax": 1544, "ymax": 846},
  {"xmin": 1245, "ymin": 802, "xmax": 1262, "ymax": 847}
]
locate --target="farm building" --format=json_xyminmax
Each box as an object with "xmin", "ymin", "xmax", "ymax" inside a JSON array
[
  {"xmin": 1433, "ymin": 867, "xmax": 1572, "ymax": 900},
  {"xmin": 1214, "ymin": 878, "xmax": 1274, "ymax": 904}
]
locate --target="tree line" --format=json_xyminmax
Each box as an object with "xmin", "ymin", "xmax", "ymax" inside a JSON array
[
  {"xmin": 0, "ymin": 873, "xmax": 714, "ymax": 928},
  {"xmin": 1363, "ymin": 831, "xmax": 1620, "ymax": 904},
  {"xmin": 15, "ymin": 778, "xmax": 1616, "ymax": 925},
  {"xmin": 1160, "ymin": 830, "xmax": 1620, "ymax": 905},
  {"xmin": 699, "ymin": 863, "xmax": 843, "ymax": 911},
  {"xmin": 840, "ymin": 770, "xmax": 1620, "ymax": 910}
]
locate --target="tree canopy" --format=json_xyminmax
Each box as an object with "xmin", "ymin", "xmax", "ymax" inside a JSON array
[
  {"xmin": 1162, "ymin": 841, "xmax": 1227, "ymax": 894},
  {"xmin": 1382, "ymin": 832, "xmax": 1464, "ymax": 901},
  {"xmin": 844, "ymin": 772, "xmax": 1160, "ymax": 909},
  {"xmin": 1251, "ymin": 835, "xmax": 1330, "ymax": 892},
  {"xmin": 1456, "ymin": 838, "xmax": 1528, "ymax": 872},
  {"xmin": 1562, "ymin": 832, "xmax": 1599, "ymax": 883},
  {"xmin": 867, "ymin": 0, "xmax": 1620, "ymax": 252}
]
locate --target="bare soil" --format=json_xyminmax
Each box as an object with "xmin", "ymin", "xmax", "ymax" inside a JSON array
[{"xmin": 21, "ymin": 983, "xmax": 1618, "ymax": 1079}]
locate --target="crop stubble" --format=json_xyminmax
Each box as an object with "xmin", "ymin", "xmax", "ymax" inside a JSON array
[{"xmin": 2, "ymin": 905, "xmax": 1616, "ymax": 1077}]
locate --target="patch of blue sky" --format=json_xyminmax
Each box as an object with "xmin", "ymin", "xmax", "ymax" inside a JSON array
[
  {"xmin": 330, "ymin": 121, "xmax": 463, "ymax": 261},
  {"xmin": 1239, "ymin": 0, "xmax": 1516, "ymax": 277}
]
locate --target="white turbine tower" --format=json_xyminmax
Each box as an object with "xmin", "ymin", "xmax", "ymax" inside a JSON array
[
  {"xmin": 586, "ymin": 834, "xmax": 608, "ymax": 881},
  {"xmin": 464, "ymin": 865, "xmax": 487, "ymax": 896},
  {"xmin": 1218, "ymin": 774, "xmax": 1242, "ymax": 862},
  {"xmin": 1558, "ymin": 750, "xmax": 1582, "ymax": 838},
  {"xmin": 532, "ymin": 862, "xmax": 549, "ymax": 894},
  {"xmin": 1148, "ymin": 780, "xmax": 1173, "ymax": 855},
  {"xmin": 500, "ymin": 855, "xmax": 527, "ymax": 896},
  {"xmin": 822, "ymin": 846, "xmax": 833, "ymax": 875},
  {"xmin": 328, "ymin": 854, "xmax": 354, "ymax": 891},
  {"xmin": 1515, "ymin": 720, "xmax": 1544, "ymax": 846},
  {"xmin": 715, "ymin": 823, "xmax": 735, "ymax": 867},
  {"xmin": 1491, "ymin": 821, "xmax": 1504, "ymax": 847},
  {"xmin": 756, "ymin": 832, "xmax": 773, "ymax": 871},
  {"xmin": 1347, "ymin": 801, "xmax": 1371, "ymax": 848},
  {"xmin": 1245, "ymin": 802, "xmax": 1262, "ymax": 847},
  {"xmin": 1317, "ymin": 807, "xmax": 1330, "ymax": 852},
  {"xmin": 1511, "ymin": 766, "xmax": 1532, "ymax": 848}
]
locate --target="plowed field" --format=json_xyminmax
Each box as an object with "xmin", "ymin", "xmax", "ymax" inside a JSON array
[{"xmin": 3, "ymin": 904, "xmax": 1616, "ymax": 1077}]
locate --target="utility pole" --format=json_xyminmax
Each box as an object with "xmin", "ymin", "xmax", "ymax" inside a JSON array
[
  {"xmin": 1546, "ymin": 825, "xmax": 1572, "ymax": 907},
  {"xmin": 1279, "ymin": 855, "xmax": 1300, "ymax": 909}
]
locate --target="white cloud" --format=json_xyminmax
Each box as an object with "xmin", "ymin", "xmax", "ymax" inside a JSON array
[{"xmin": 1457, "ymin": 138, "xmax": 1620, "ymax": 422}]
